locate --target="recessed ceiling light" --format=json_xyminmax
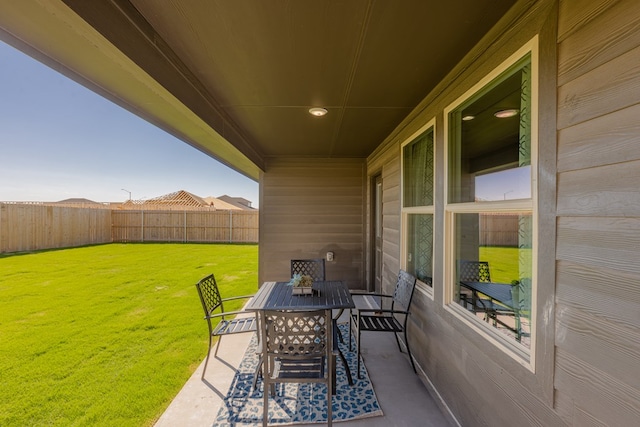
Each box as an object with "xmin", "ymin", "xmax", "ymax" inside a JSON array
[
  {"xmin": 462, "ymin": 115, "xmax": 475, "ymax": 121},
  {"xmin": 494, "ymin": 109, "xmax": 519, "ymax": 118},
  {"xmin": 309, "ymin": 107, "xmax": 328, "ymax": 117}
]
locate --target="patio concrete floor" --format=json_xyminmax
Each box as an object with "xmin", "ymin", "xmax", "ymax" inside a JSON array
[{"xmin": 155, "ymin": 297, "xmax": 454, "ymax": 427}]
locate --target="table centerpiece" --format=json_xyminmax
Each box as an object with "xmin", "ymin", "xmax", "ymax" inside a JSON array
[{"xmin": 288, "ymin": 273, "xmax": 314, "ymax": 294}]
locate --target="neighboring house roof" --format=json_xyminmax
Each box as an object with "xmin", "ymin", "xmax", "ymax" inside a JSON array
[
  {"xmin": 56, "ymin": 198, "xmax": 101, "ymax": 204},
  {"xmin": 217, "ymin": 195, "xmax": 255, "ymax": 210},
  {"xmin": 121, "ymin": 190, "xmax": 208, "ymax": 209},
  {"xmin": 119, "ymin": 190, "xmax": 253, "ymax": 211},
  {"xmin": 202, "ymin": 197, "xmax": 242, "ymax": 210},
  {"xmin": 145, "ymin": 190, "xmax": 207, "ymax": 207}
]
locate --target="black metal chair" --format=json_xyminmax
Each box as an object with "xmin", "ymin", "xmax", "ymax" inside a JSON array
[
  {"xmin": 290, "ymin": 259, "xmax": 326, "ymax": 281},
  {"xmin": 289, "ymin": 258, "xmax": 353, "ymax": 387},
  {"xmin": 261, "ymin": 309, "xmax": 333, "ymax": 427},
  {"xmin": 349, "ymin": 270, "xmax": 418, "ymax": 378},
  {"xmin": 458, "ymin": 260, "xmax": 519, "ymax": 335},
  {"xmin": 458, "ymin": 260, "xmax": 492, "ymax": 314},
  {"xmin": 195, "ymin": 273, "xmax": 257, "ymax": 379}
]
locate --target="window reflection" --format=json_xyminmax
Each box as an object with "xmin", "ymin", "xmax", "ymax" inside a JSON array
[
  {"xmin": 475, "ymin": 166, "xmax": 531, "ymax": 201},
  {"xmin": 402, "ymin": 126, "xmax": 434, "ymax": 288},
  {"xmin": 406, "ymin": 214, "xmax": 433, "ymax": 285},
  {"xmin": 404, "ymin": 130, "xmax": 434, "ymax": 207},
  {"xmin": 448, "ymin": 56, "xmax": 531, "ymax": 205},
  {"xmin": 447, "ymin": 53, "xmax": 533, "ymax": 348},
  {"xmin": 454, "ymin": 212, "xmax": 532, "ymax": 347}
]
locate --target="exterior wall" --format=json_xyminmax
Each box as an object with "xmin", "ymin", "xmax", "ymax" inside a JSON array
[
  {"xmin": 367, "ymin": 152, "xmax": 403, "ymax": 295},
  {"xmin": 367, "ymin": 0, "xmax": 640, "ymax": 425},
  {"xmin": 258, "ymin": 158, "xmax": 366, "ymax": 289},
  {"xmin": 555, "ymin": 0, "xmax": 640, "ymax": 424}
]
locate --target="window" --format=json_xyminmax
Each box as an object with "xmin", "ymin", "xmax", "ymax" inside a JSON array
[
  {"xmin": 402, "ymin": 122, "xmax": 435, "ymax": 291},
  {"xmin": 445, "ymin": 45, "xmax": 536, "ymax": 354}
]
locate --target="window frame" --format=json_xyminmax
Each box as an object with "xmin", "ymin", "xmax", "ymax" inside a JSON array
[
  {"xmin": 443, "ymin": 37, "xmax": 539, "ymax": 370},
  {"xmin": 400, "ymin": 119, "xmax": 436, "ymax": 298}
]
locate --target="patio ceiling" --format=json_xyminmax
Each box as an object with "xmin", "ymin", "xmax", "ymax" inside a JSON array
[{"xmin": 0, "ymin": 0, "xmax": 516, "ymax": 181}]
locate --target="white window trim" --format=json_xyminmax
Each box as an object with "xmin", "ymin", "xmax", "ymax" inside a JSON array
[
  {"xmin": 400, "ymin": 118, "xmax": 436, "ymax": 299},
  {"xmin": 442, "ymin": 36, "xmax": 539, "ymax": 371}
]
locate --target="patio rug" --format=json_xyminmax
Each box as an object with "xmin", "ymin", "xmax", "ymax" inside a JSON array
[{"xmin": 214, "ymin": 323, "xmax": 383, "ymax": 425}]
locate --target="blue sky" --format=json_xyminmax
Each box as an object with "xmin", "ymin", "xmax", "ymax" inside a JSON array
[
  {"xmin": 0, "ymin": 41, "xmax": 259, "ymax": 204},
  {"xmin": 475, "ymin": 166, "xmax": 531, "ymax": 201}
]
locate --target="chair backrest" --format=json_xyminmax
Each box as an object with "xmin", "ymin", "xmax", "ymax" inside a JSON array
[
  {"xmin": 458, "ymin": 260, "xmax": 491, "ymax": 283},
  {"xmin": 261, "ymin": 309, "xmax": 332, "ymax": 425},
  {"xmin": 262, "ymin": 309, "xmax": 329, "ymax": 359},
  {"xmin": 291, "ymin": 259, "xmax": 326, "ymax": 281},
  {"xmin": 195, "ymin": 274, "xmax": 224, "ymax": 317},
  {"xmin": 393, "ymin": 270, "xmax": 418, "ymax": 311}
]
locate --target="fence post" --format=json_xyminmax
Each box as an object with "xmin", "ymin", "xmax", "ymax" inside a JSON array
[
  {"xmin": 141, "ymin": 210, "xmax": 144, "ymax": 243},
  {"xmin": 184, "ymin": 210, "xmax": 187, "ymax": 243},
  {"xmin": 229, "ymin": 210, "xmax": 232, "ymax": 243}
]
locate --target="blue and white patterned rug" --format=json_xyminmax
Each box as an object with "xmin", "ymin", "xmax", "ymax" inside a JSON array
[{"xmin": 214, "ymin": 324, "xmax": 383, "ymax": 425}]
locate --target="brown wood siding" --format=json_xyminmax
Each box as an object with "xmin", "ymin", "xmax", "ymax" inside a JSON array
[
  {"xmin": 556, "ymin": 0, "xmax": 640, "ymax": 424},
  {"xmin": 258, "ymin": 158, "xmax": 366, "ymax": 289},
  {"xmin": 557, "ymin": 0, "xmax": 639, "ymax": 82},
  {"xmin": 373, "ymin": 0, "xmax": 563, "ymax": 423},
  {"xmin": 380, "ymin": 154, "xmax": 402, "ymax": 294},
  {"xmin": 557, "ymin": 103, "xmax": 640, "ymax": 172},
  {"xmin": 366, "ymin": 0, "xmax": 637, "ymax": 425},
  {"xmin": 557, "ymin": 43, "xmax": 640, "ymax": 129}
]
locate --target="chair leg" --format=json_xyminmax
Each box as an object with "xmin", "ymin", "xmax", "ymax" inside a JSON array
[
  {"xmin": 337, "ymin": 348, "xmax": 354, "ymax": 386},
  {"xmin": 331, "ymin": 322, "xmax": 354, "ymax": 387},
  {"xmin": 331, "ymin": 354, "xmax": 337, "ymax": 395},
  {"xmin": 393, "ymin": 330, "xmax": 403, "ymax": 353},
  {"xmin": 263, "ymin": 379, "xmax": 269, "ymax": 426},
  {"xmin": 404, "ymin": 329, "xmax": 417, "ymax": 373},
  {"xmin": 201, "ymin": 335, "xmax": 214, "ymax": 379},
  {"xmin": 213, "ymin": 334, "xmax": 222, "ymax": 356},
  {"xmin": 252, "ymin": 355, "xmax": 262, "ymax": 390},
  {"xmin": 327, "ymin": 345, "xmax": 333, "ymax": 427},
  {"xmin": 348, "ymin": 310, "xmax": 353, "ymax": 351},
  {"xmin": 327, "ymin": 380, "xmax": 333, "ymax": 427},
  {"xmin": 356, "ymin": 324, "xmax": 362, "ymax": 379},
  {"xmin": 333, "ymin": 309, "xmax": 345, "ymax": 344}
]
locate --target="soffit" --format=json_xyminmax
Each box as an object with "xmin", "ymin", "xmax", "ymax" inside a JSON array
[
  {"xmin": 126, "ymin": 0, "xmax": 517, "ymax": 159},
  {"xmin": 2, "ymin": 0, "xmax": 518, "ymax": 178}
]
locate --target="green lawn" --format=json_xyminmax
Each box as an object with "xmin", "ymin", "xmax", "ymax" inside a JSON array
[
  {"xmin": 0, "ymin": 243, "xmax": 258, "ymax": 427},
  {"xmin": 479, "ymin": 245, "xmax": 533, "ymax": 313},
  {"xmin": 479, "ymin": 246, "xmax": 530, "ymax": 283}
]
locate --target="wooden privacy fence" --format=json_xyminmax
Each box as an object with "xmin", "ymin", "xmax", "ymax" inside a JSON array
[
  {"xmin": 111, "ymin": 210, "xmax": 258, "ymax": 243},
  {"xmin": 2, "ymin": 203, "xmax": 514, "ymax": 252},
  {"xmin": 479, "ymin": 213, "xmax": 520, "ymax": 247},
  {"xmin": 0, "ymin": 203, "xmax": 259, "ymax": 253},
  {"xmin": 0, "ymin": 203, "xmax": 112, "ymax": 253}
]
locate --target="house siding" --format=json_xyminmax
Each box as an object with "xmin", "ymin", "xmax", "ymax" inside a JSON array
[
  {"xmin": 554, "ymin": 0, "xmax": 640, "ymax": 424},
  {"xmin": 258, "ymin": 157, "xmax": 366, "ymax": 289},
  {"xmin": 366, "ymin": 0, "xmax": 640, "ymax": 425}
]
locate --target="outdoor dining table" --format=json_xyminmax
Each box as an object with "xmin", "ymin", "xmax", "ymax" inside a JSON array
[
  {"xmin": 460, "ymin": 280, "xmax": 521, "ymax": 339},
  {"xmin": 245, "ymin": 280, "xmax": 355, "ymax": 389},
  {"xmin": 460, "ymin": 281, "xmax": 515, "ymax": 309}
]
